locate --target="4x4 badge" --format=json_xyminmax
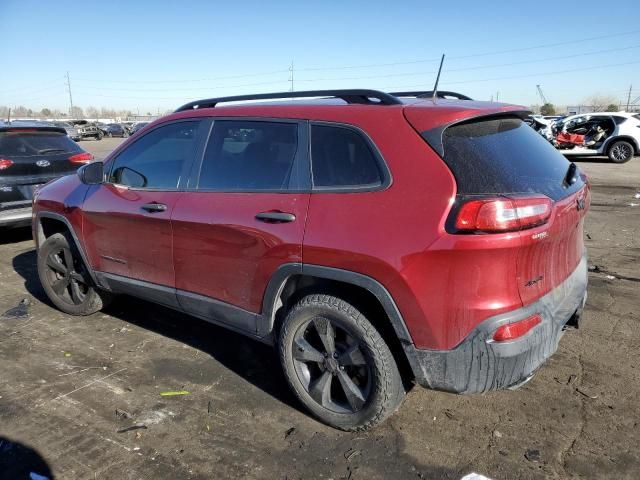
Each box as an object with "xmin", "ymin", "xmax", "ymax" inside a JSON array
[
  {"xmin": 36, "ymin": 160, "xmax": 51, "ymax": 168},
  {"xmin": 576, "ymin": 197, "xmax": 586, "ymax": 211}
]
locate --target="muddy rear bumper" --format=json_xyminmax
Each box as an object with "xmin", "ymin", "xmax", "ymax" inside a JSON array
[{"xmin": 407, "ymin": 255, "xmax": 588, "ymax": 394}]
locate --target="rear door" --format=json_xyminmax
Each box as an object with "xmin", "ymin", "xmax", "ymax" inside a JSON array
[
  {"xmin": 82, "ymin": 120, "xmax": 208, "ymax": 291},
  {"xmin": 434, "ymin": 115, "xmax": 589, "ymax": 305},
  {"xmin": 171, "ymin": 118, "xmax": 309, "ymax": 331}
]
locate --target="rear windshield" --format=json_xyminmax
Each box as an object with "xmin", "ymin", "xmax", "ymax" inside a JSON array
[
  {"xmin": 0, "ymin": 131, "xmax": 81, "ymax": 157},
  {"xmin": 432, "ymin": 116, "xmax": 584, "ymax": 200}
]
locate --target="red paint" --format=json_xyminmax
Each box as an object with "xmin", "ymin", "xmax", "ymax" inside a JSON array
[
  {"xmin": 82, "ymin": 184, "xmax": 182, "ymax": 286},
  {"xmin": 172, "ymin": 192, "xmax": 309, "ymax": 311}
]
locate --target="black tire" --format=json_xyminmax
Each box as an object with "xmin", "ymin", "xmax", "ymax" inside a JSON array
[
  {"xmin": 96, "ymin": 133, "xmax": 103, "ymax": 141},
  {"xmin": 279, "ymin": 294, "xmax": 405, "ymax": 431},
  {"xmin": 37, "ymin": 233, "xmax": 112, "ymax": 315},
  {"xmin": 608, "ymin": 140, "xmax": 634, "ymax": 163}
]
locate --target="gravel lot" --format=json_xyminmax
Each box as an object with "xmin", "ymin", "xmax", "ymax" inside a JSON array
[{"xmin": 1, "ymin": 138, "xmax": 638, "ymax": 479}]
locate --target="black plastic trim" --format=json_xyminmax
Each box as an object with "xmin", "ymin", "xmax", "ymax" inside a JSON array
[
  {"xmin": 389, "ymin": 91, "xmax": 473, "ymax": 100},
  {"xmin": 35, "ymin": 212, "xmax": 100, "ymax": 286},
  {"xmin": 258, "ymin": 263, "xmax": 413, "ymax": 346}
]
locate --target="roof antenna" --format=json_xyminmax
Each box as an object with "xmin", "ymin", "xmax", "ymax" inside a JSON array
[{"xmin": 431, "ymin": 54, "xmax": 445, "ymax": 102}]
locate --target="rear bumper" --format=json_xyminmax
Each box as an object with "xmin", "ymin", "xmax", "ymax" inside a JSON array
[
  {"xmin": 0, "ymin": 201, "xmax": 32, "ymax": 227},
  {"xmin": 407, "ymin": 255, "xmax": 588, "ymax": 394}
]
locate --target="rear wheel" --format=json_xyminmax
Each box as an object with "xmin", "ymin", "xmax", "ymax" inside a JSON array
[
  {"xmin": 37, "ymin": 233, "xmax": 111, "ymax": 315},
  {"xmin": 279, "ymin": 294, "xmax": 405, "ymax": 431},
  {"xmin": 608, "ymin": 140, "xmax": 634, "ymax": 163},
  {"xmin": 96, "ymin": 132, "xmax": 103, "ymax": 141}
]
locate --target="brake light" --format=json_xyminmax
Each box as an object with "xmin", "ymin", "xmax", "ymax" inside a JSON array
[
  {"xmin": 455, "ymin": 196, "xmax": 552, "ymax": 233},
  {"xmin": 68, "ymin": 152, "xmax": 93, "ymax": 164},
  {"xmin": 492, "ymin": 314, "xmax": 542, "ymax": 342},
  {"xmin": 0, "ymin": 158, "xmax": 13, "ymax": 170}
]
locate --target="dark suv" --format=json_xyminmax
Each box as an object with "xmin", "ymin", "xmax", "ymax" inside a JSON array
[
  {"xmin": 32, "ymin": 90, "xmax": 589, "ymax": 430},
  {"xmin": 0, "ymin": 125, "xmax": 93, "ymax": 227}
]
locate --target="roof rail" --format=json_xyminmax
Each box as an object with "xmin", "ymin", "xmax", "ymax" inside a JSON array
[
  {"xmin": 389, "ymin": 91, "xmax": 473, "ymax": 100},
  {"xmin": 175, "ymin": 89, "xmax": 403, "ymax": 112}
]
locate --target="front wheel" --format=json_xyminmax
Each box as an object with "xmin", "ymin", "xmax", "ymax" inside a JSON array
[
  {"xmin": 608, "ymin": 140, "xmax": 634, "ymax": 163},
  {"xmin": 279, "ymin": 294, "xmax": 405, "ymax": 431},
  {"xmin": 37, "ymin": 233, "xmax": 112, "ymax": 315},
  {"xmin": 96, "ymin": 133, "xmax": 103, "ymax": 141}
]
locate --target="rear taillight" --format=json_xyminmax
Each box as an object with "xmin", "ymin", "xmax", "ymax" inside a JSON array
[
  {"xmin": 492, "ymin": 314, "xmax": 542, "ymax": 342},
  {"xmin": 68, "ymin": 152, "xmax": 93, "ymax": 164},
  {"xmin": 454, "ymin": 195, "xmax": 553, "ymax": 233},
  {"xmin": 0, "ymin": 158, "xmax": 13, "ymax": 170}
]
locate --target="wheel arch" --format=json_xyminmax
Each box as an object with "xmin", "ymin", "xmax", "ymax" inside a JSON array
[
  {"xmin": 260, "ymin": 264, "xmax": 419, "ymax": 383},
  {"xmin": 35, "ymin": 212, "xmax": 99, "ymax": 286},
  {"xmin": 603, "ymin": 135, "xmax": 639, "ymax": 154}
]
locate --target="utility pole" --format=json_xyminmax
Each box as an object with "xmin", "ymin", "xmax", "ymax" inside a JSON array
[
  {"xmin": 65, "ymin": 71, "xmax": 74, "ymax": 118},
  {"xmin": 626, "ymin": 84, "xmax": 633, "ymax": 111},
  {"xmin": 289, "ymin": 60, "xmax": 294, "ymax": 92},
  {"xmin": 496, "ymin": 91, "xmax": 499, "ymax": 103}
]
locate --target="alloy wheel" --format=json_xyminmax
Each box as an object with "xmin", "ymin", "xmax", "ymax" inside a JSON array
[
  {"xmin": 612, "ymin": 143, "xmax": 632, "ymax": 161},
  {"xmin": 292, "ymin": 316, "xmax": 372, "ymax": 414},
  {"xmin": 44, "ymin": 246, "xmax": 89, "ymax": 306}
]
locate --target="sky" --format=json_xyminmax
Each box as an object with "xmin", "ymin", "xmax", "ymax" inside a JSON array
[{"xmin": 1, "ymin": 0, "xmax": 639, "ymax": 113}]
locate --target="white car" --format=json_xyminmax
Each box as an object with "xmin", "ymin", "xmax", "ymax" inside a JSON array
[{"xmin": 550, "ymin": 112, "xmax": 640, "ymax": 163}]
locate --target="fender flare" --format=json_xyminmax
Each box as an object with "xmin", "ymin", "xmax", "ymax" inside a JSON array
[
  {"xmin": 258, "ymin": 263, "xmax": 414, "ymax": 347},
  {"xmin": 35, "ymin": 211, "xmax": 100, "ymax": 286}
]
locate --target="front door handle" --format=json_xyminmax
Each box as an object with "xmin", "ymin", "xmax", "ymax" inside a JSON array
[
  {"xmin": 141, "ymin": 202, "xmax": 167, "ymax": 213},
  {"xmin": 255, "ymin": 211, "xmax": 296, "ymax": 223}
]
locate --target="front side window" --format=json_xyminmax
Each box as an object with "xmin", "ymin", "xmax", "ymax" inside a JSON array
[
  {"xmin": 108, "ymin": 121, "xmax": 199, "ymax": 189},
  {"xmin": 198, "ymin": 120, "xmax": 298, "ymax": 191},
  {"xmin": 311, "ymin": 125, "xmax": 383, "ymax": 188}
]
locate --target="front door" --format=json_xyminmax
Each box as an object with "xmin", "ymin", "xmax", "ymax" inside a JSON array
[
  {"xmin": 171, "ymin": 119, "xmax": 310, "ymax": 331},
  {"xmin": 82, "ymin": 120, "xmax": 207, "ymax": 290}
]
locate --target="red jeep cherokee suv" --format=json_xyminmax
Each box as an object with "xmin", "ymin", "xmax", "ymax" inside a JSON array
[{"xmin": 32, "ymin": 90, "xmax": 589, "ymax": 430}]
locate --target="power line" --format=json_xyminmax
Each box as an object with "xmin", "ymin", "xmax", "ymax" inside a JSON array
[
  {"xmin": 73, "ymin": 79, "xmax": 286, "ymax": 93},
  {"xmin": 383, "ymin": 60, "xmax": 640, "ymax": 90},
  {"xmin": 293, "ymin": 45, "xmax": 640, "ymax": 83},
  {"xmin": 73, "ymin": 69, "xmax": 289, "ymax": 84},
  {"xmin": 294, "ymin": 29, "xmax": 640, "ymax": 72}
]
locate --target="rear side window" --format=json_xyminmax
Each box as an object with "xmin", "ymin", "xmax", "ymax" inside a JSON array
[
  {"xmin": 0, "ymin": 131, "xmax": 81, "ymax": 157},
  {"xmin": 198, "ymin": 120, "xmax": 298, "ymax": 191},
  {"xmin": 311, "ymin": 125, "xmax": 383, "ymax": 189},
  {"xmin": 109, "ymin": 121, "xmax": 199, "ymax": 189},
  {"xmin": 435, "ymin": 117, "xmax": 584, "ymax": 201}
]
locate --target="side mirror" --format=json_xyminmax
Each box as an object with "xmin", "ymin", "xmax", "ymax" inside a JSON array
[{"xmin": 78, "ymin": 161, "xmax": 104, "ymax": 185}]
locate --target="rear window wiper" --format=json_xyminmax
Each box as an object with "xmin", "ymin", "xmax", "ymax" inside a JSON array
[
  {"xmin": 37, "ymin": 148, "xmax": 67, "ymax": 154},
  {"xmin": 564, "ymin": 162, "xmax": 578, "ymax": 186}
]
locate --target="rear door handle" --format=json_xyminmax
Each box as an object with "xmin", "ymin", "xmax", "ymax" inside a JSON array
[
  {"xmin": 255, "ymin": 211, "xmax": 296, "ymax": 223},
  {"xmin": 141, "ymin": 202, "xmax": 167, "ymax": 213}
]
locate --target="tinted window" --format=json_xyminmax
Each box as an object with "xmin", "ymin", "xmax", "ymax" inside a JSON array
[
  {"xmin": 108, "ymin": 121, "xmax": 198, "ymax": 189},
  {"xmin": 311, "ymin": 125, "xmax": 382, "ymax": 188},
  {"xmin": 612, "ymin": 116, "xmax": 627, "ymax": 125},
  {"xmin": 436, "ymin": 116, "xmax": 584, "ymax": 201},
  {"xmin": 199, "ymin": 120, "xmax": 298, "ymax": 190},
  {"xmin": 0, "ymin": 131, "xmax": 81, "ymax": 157}
]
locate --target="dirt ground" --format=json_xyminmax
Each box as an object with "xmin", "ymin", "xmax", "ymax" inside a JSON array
[{"xmin": 0, "ymin": 138, "xmax": 638, "ymax": 480}]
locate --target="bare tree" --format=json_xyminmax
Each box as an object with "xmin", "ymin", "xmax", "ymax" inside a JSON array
[
  {"xmin": 71, "ymin": 106, "xmax": 84, "ymax": 118},
  {"xmin": 585, "ymin": 94, "xmax": 619, "ymax": 112},
  {"xmin": 86, "ymin": 106, "xmax": 99, "ymax": 119}
]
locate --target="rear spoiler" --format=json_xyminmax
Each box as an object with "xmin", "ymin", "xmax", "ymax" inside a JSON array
[{"xmin": 0, "ymin": 126, "xmax": 67, "ymax": 135}]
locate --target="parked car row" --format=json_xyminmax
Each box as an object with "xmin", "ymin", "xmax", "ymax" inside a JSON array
[
  {"xmin": 528, "ymin": 112, "xmax": 640, "ymax": 163},
  {"xmin": 0, "ymin": 124, "xmax": 93, "ymax": 227}
]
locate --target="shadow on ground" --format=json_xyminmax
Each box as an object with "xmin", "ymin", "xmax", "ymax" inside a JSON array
[
  {"xmin": 11, "ymin": 248, "xmax": 301, "ymax": 412},
  {"xmin": 0, "ymin": 436, "xmax": 54, "ymax": 480}
]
